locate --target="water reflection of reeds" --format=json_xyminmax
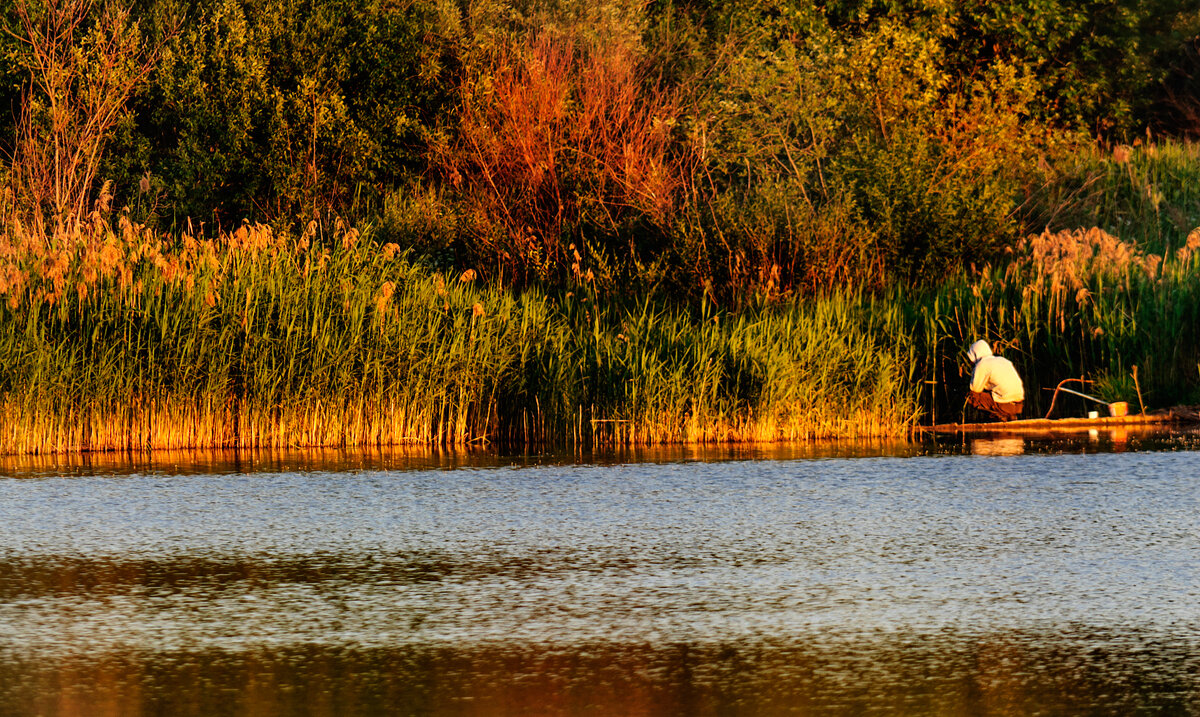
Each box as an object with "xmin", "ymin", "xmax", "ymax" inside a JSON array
[
  {"xmin": 3, "ymin": 447, "xmax": 1200, "ymax": 714},
  {"xmin": 2, "ymin": 634, "xmax": 1197, "ymax": 716},
  {"xmin": 0, "ymin": 440, "xmax": 925, "ymax": 478}
]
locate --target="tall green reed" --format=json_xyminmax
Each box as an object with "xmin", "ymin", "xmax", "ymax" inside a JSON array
[
  {"xmin": 906, "ymin": 226, "xmax": 1200, "ymax": 421},
  {"xmin": 0, "ymin": 216, "xmax": 919, "ymax": 453}
]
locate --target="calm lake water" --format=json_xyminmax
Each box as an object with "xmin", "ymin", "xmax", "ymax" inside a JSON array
[{"xmin": 2, "ymin": 429, "xmax": 1200, "ymax": 716}]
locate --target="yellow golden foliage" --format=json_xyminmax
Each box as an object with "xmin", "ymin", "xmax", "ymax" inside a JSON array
[
  {"xmin": 1012, "ymin": 227, "xmax": 1161, "ymax": 291},
  {"xmin": 374, "ymin": 280, "xmax": 396, "ymax": 315}
]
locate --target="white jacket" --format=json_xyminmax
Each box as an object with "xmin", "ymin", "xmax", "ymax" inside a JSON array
[{"xmin": 967, "ymin": 340, "xmax": 1025, "ymax": 403}]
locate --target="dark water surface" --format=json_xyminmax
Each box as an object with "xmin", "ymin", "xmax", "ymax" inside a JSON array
[{"xmin": 2, "ymin": 429, "xmax": 1200, "ymax": 716}]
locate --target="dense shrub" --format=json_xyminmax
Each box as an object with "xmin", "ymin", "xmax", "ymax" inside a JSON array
[
  {"xmin": 4, "ymin": 0, "xmax": 1198, "ymax": 296},
  {"xmin": 663, "ymin": 9, "xmax": 1047, "ymax": 298},
  {"xmin": 424, "ymin": 30, "xmax": 689, "ymax": 285},
  {"xmin": 947, "ymin": 0, "xmax": 1199, "ymax": 135},
  {"xmin": 103, "ymin": 0, "xmax": 454, "ymax": 223}
]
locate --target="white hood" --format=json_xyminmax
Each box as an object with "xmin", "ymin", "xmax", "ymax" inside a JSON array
[{"xmin": 966, "ymin": 340, "xmax": 993, "ymax": 364}]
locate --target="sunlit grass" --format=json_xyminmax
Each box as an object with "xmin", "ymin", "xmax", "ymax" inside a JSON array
[
  {"xmin": 906, "ymin": 225, "xmax": 1200, "ymax": 420},
  {"xmin": 5, "ymin": 138, "xmax": 1197, "ymax": 453},
  {"xmin": 0, "ymin": 212, "xmax": 919, "ymax": 453},
  {"xmin": 1036, "ymin": 140, "xmax": 1200, "ymax": 256}
]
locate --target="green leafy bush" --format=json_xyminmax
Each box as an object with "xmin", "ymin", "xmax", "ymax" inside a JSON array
[
  {"xmin": 103, "ymin": 0, "xmax": 454, "ymax": 222},
  {"xmin": 662, "ymin": 8, "xmax": 1046, "ymax": 298}
]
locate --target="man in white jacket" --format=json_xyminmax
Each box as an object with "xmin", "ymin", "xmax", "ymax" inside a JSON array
[{"xmin": 966, "ymin": 339, "xmax": 1024, "ymax": 422}]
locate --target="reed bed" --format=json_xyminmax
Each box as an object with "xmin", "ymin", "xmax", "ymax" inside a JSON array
[
  {"xmin": 0, "ymin": 211, "xmax": 918, "ymax": 454},
  {"xmin": 539, "ymin": 289, "xmax": 919, "ymax": 445},
  {"xmin": 908, "ymin": 225, "xmax": 1200, "ymax": 420},
  {"xmin": 5, "ymin": 204, "xmax": 1193, "ymax": 449}
]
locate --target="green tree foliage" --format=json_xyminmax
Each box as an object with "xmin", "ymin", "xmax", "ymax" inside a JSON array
[
  {"xmin": 4, "ymin": 0, "xmax": 1197, "ymax": 295},
  {"xmin": 1155, "ymin": 31, "xmax": 1200, "ymax": 137},
  {"xmin": 103, "ymin": 0, "xmax": 454, "ymax": 223},
  {"xmin": 950, "ymin": 0, "xmax": 1199, "ymax": 135},
  {"xmin": 0, "ymin": 1, "xmax": 24, "ymax": 159},
  {"xmin": 658, "ymin": 1, "xmax": 1045, "ymax": 298},
  {"xmin": 743, "ymin": 0, "xmax": 1200, "ymax": 134}
]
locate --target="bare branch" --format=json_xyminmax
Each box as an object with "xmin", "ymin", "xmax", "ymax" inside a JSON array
[{"xmin": 10, "ymin": 0, "xmax": 179, "ymax": 237}]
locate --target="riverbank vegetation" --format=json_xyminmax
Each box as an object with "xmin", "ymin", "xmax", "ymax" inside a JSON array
[
  {"xmin": 1, "ymin": 0, "xmax": 1198, "ymax": 451},
  {"xmin": 0, "ymin": 210, "xmax": 918, "ymax": 451}
]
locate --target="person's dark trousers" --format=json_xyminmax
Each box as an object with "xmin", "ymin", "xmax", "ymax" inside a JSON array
[{"xmin": 968, "ymin": 391, "xmax": 1023, "ymax": 422}]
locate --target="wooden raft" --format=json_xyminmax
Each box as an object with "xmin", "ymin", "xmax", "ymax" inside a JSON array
[{"xmin": 916, "ymin": 409, "xmax": 1193, "ymax": 436}]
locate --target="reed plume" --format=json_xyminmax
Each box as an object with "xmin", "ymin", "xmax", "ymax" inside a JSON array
[{"xmin": 0, "ymin": 214, "xmax": 918, "ymax": 454}]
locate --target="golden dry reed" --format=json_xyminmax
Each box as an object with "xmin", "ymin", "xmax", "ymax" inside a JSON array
[{"xmin": 0, "ymin": 202, "xmax": 919, "ymax": 454}]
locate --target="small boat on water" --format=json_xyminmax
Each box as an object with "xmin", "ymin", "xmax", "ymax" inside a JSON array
[{"xmin": 917, "ymin": 406, "xmax": 1200, "ymax": 436}]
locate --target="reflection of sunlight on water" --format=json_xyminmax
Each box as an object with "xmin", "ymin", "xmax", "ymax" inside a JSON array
[
  {"xmin": 2, "ymin": 632, "xmax": 1199, "ymax": 717},
  {"xmin": 0, "ymin": 441, "xmax": 924, "ymax": 479},
  {"xmin": 1111, "ymin": 428, "xmax": 1129, "ymax": 450},
  {"xmin": 970, "ymin": 438, "xmax": 1025, "ymax": 456},
  {"xmin": 2, "ymin": 426, "xmax": 1198, "ymax": 477},
  {"xmin": 939, "ymin": 425, "xmax": 1200, "ymax": 456},
  {"xmin": 4, "ymin": 444, "xmax": 1200, "ymax": 714},
  {"xmin": 1087, "ymin": 428, "xmax": 1132, "ymax": 451}
]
